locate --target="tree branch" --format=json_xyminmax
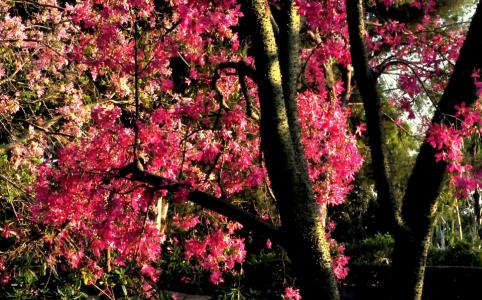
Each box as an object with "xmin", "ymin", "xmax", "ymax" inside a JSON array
[
  {"xmin": 211, "ymin": 61, "xmax": 259, "ymax": 124},
  {"xmin": 346, "ymin": 0, "xmax": 405, "ymax": 234},
  {"xmin": 119, "ymin": 163, "xmax": 282, "ymax": 244},
  {"xmin": 216, "ymin": 61, "xmax": 257, "ymax": 82},
  {"xmin": 188, "ymin": 191, "xmax": 281, "ymax": 241}
]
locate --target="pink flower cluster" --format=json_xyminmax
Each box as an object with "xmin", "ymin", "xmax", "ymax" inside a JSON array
[
  {"xmin": 284, "ymin": 287, "xmax": 302, "ymax": 300},
  {"xmin": 326, "ymin": 221, "xmax": 350, "ymax": 280},
  {"xmin": 299, "ymin": 91, "xmax": 363, "ymax": 205},
  {"xmin": 184, "ymin": 222, "xmax": 246, "ymax": 285},
  {"xmin": 426, "ymin": 74, "xmax": 482, "ymax": 198}
]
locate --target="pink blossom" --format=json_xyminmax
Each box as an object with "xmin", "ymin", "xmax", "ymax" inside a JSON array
[
  {"xmin": 141, "ymin": 264, "xmax": 159, "ymax": 282},
  {"xmin": 266, "ymin": 239, "xmax": 272, "ymax": 250},
  {"xmin": 284, "ymin": 287, "xmax": 302, "ymax": 300}
]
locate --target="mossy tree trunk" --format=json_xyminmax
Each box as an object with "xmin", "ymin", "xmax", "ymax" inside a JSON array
[{"xmin": 244, "ymin": 0, "xmax": 340, "ymax": 299}]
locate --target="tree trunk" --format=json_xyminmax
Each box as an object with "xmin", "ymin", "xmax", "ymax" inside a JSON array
[
  {"xmin": 245, "ymin": 0, "xmax": 340, "ymax": 299},
  {"xmin": 345, "ymin": 0, "xmax": 403, "ymax": 236}
]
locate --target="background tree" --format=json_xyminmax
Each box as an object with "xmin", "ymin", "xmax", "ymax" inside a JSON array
[{"xmin": 346, "ymin": 1, "xmax": 482, "ymax": 299}]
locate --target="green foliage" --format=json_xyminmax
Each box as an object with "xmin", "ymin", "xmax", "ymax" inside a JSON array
[
  {"xmin": 346, "ymin": 232, "xmax": 482, "ymax": 268},
  {"xmin": 4, "ymin": 265, "xmax": 88, "ymax": 299},
  {"xmin": 331, "ymin": 96, "xmax": 418, "ymax": 241},
  {"xmin": 436, "ymin": 0, "xmax": 478, "ymax": 21},
  {"xmin": 427, "ymin": 240, "xmax": 482, "ymax": 267},
  {"xmin": 347, "ymin": 233, "xmax": 394, "ymax": 264}
]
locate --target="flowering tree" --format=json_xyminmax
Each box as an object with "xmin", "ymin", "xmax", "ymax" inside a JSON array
[
  {"xmin": 1, "ymin": 0, "xmax": 361, "ymax": 299},
  {"xmin": 1, "ymin": 0, "xmax": 481, "ymax": 299}
]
